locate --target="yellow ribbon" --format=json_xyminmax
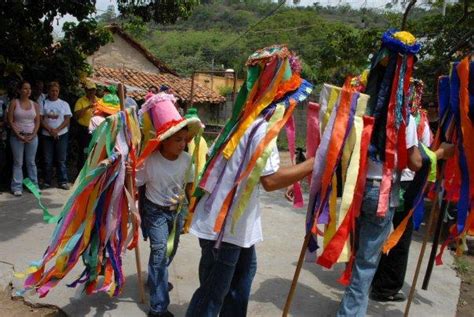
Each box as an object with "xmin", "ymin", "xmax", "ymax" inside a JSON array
[
  {"xmin": 222, "ymin": 61, "xmax": 287, "ymax": 159},
  {"xmin": 230, "ymin": 104, "xmax": 285, "ymax": 233}
]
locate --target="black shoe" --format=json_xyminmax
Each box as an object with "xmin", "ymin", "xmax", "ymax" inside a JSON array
[
  {"xmin": 370, "ymin": 292, "xmax": 406, "ymax": 302},
  {"xmin": 148, "ymin": 311, "xmax": 174, "ymax": 317},
  {"xmin": 168, "ymin": 282, "xmax": 173, "ymax": 292}
]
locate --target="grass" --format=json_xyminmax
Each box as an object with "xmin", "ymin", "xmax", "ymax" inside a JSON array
[{"xmin": 454, "ymin": 256, "xmax": 471, "ymax": 275}]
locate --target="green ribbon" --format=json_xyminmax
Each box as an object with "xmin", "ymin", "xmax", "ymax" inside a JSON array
[
  {"xmin": 421, "ymin": 143, "xmax": 437, "ymax": 182},
  {"xmin": 195, "ymin": 65, "xmax": 262, "ymax": 198},
  {"xmin": 23, "ymin": 178, "xmax": 58, "ymax": 224},
  {"xmin": 166, "ymin": 129, "xmax": 203, "ymax": 258}
]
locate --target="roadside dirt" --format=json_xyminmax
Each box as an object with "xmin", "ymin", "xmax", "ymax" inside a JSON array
[{"xmin": 0, "ymin": 286, "xmax": 65, "ymax": 317}]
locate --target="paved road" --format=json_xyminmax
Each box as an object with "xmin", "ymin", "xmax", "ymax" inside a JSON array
[{"xmin": 0, "ymin": 187, "xmax": 460, "ymax": 316}]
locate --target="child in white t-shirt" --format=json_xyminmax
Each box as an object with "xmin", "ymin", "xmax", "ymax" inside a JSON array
[
  {"xmin": 128, "ymin": 129, "xmax": 195, "ymax": 317},
  {"xmin": 128, "ymin": 92, "xmax": 201, "ymax": 317}
]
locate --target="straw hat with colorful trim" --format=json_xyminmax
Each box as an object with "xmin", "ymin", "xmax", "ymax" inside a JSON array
[{"xmin": 139, "ymin": 93, "xmax": 202, "ymax": 141}]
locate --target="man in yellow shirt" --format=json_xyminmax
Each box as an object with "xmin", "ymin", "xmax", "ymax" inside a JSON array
[{"xmin": 74, "ymin": 81, "xmax": 97, "ymax": 171}]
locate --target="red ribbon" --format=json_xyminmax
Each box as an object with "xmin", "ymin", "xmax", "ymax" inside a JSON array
[{"xmin": 316, "ymin": 116, "xmax": 375, "ymax": 273}]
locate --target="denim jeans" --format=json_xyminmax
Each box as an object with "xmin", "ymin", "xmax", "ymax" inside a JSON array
[
  {"xmin": 372, "ymin": 181, "xmax": 414, "ymax": 296},
  {"xmin": 337, "ymin": 183, "xmax": 395, "ymax": 317},
  {"xmin": 10, "ymin": 134, "xmax": 38, "ymax": 192},
  {"xmin": 42, "ymin": 133, "xmax": 68, "ymax": 185},
  {"xmin": 186, "ymin": 239, "xmax": 257, "ymax": 317},
  {"xmin": 143, "ymin": 199, "xmax": 184, "ymax": 314}
]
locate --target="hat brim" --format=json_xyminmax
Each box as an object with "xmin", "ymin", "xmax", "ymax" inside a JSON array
[{"xmin": 158, "ymin": 117, "xmax": 203, "ymax": 142}]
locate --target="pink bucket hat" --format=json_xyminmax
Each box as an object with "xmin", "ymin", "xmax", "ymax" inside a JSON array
[{"xmin": 139, "ymin": 93, "xmax": 202, "ymax": 141}]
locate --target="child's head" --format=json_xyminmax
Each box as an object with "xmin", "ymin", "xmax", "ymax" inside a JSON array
[{"xmin": 160, "ymin": 126, "xmax": 189, "ymax": 157}]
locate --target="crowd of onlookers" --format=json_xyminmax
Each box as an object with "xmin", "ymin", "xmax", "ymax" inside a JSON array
[{"xmin": 0, "ymin": 80, "xmax": 150, "ymax": 196}]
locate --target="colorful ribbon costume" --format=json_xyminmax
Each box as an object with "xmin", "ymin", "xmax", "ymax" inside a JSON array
[
  {"xmin": 192, "ymin": 45, "xmax": 313, "ymax": 245},
  {"xmin": 22, "ymin": 108, "xmax": 141, "ymax": 297}
]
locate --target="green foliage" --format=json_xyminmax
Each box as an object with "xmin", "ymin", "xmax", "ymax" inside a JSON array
[
  {"xmin": 134, "ymin": 3, "xmax": 383, "ymax": 85},
  {"xmin": 128, "ymin": 0, "xmax": 472, "ymax": 99},
  {"xmin": 218, "ymin": 85, "xmax": 234, "ymax": 96},
  {"xmin": 0, "ymin": 0, "xmax": 111, "ymax": 99},
  {"xmin": 117, "ymin": 0, "xmax": 200, "ymax": 24},
  {"xmin": 408, "ymin": 3, "xmax": 474, "ymax": 92}
]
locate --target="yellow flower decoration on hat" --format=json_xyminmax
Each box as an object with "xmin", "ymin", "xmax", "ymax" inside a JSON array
[{"xmin": 393, "ymin": 31, "xmax": 416, "ymax": 46}]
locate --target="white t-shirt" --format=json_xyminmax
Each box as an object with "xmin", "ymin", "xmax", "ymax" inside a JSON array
[
  {"xmin": 401, "ymin": 119, "xmax": 432, "ymax": 181},
  {"xmin": 366, "ymin": 115, "xmax": 418, "ymax": 179},
  {"xmin": 40, "ymin": 99, "xmax": 72, "ymax": 136},
  {"xmin": 190, "ymin": 117, "xmax": 280, "ymax": 248},
  {"xmin": 136, "ymin": 151, "xmax": 194, "ymax": 206}
]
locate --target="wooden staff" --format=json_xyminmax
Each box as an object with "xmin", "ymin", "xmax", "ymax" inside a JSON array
[
  {"xmin": 118, "ymin": 83, "xmax": 146, "ymax": 304},
  {"xmin": 404, "ymin": 159, "xmax": 448, "ymax": 316},
  {"xmin": 404, "ymin": 192, "xmax": 440, "ymax": 316},
  {"xmin": 283, "ymin": 233, "xmax": 312, "ymax": 317},
  {"xmin": 422, "ymin": 198, "xmax": 448, "ymax": 290}
]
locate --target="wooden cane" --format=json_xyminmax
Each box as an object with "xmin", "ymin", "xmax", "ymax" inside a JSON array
[
  {"xmin": 283, "ymin": 233, "xmax": 312, "ymax": 317},
  {"xmin": 404, "ymin": 188, "xmax": 441, "ymax": 316},
  {"xmin": 118, "ymin": 83, "xmax": 146, "ymax": 304},
  {"xmin": 422, "ymin": 198, "xmax": 448, "ymax": 290}
]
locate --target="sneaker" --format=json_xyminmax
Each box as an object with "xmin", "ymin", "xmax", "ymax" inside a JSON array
[
  {"xmin": 41, "ymin": 183, "xmax": 51, "ymax": 190},
  {"xmin": 59, "ymin": 183, "xmax": 70, "ymax": 190},
  {"xmin": 13, "ymin": 191, "xmax": 22, "ymax": 197},
  {"xmin": 148, "ymin": 311, "xmax": 174, "ymax": 317},
  {"xmin": 370, "ymin": 292, "xmax": 406, "ymax": 302}
]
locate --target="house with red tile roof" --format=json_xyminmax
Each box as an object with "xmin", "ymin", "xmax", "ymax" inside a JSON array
[{"xmin": 86, "ymin": 24, "xmax": 226, "ymax": 119}]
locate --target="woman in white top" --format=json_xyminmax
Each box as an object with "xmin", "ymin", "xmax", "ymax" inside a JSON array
[
  {"xmin": 7, "ymin": 81, "xmax": 40, "ymax": 196},
  {"xmin": 40, "ymin": 81, "xmax": 72, "ymax": 190}
]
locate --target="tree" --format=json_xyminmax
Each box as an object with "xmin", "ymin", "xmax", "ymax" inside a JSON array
[
  {"xmin": 117, "ymin": 0, "xmax": 200, "ymax": 24},
  {"xmin": 97, "ymin": 5, "xmax": 117, "ymax": 23},
  {"xmin": 0, "ymin": 1, "xmax": 106, "ymax": 95},
  {"xmin": 0, "ymin": 0, "xmax": 199, "ymax": 96}
]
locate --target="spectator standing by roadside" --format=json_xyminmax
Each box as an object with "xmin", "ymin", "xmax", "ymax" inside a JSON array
[
  {"xmin": 32, "ymin": 80, "xmax": 47, "ymax": 105},
  {"xmin": 0, "ymin": 81, "xmax": 18, "ymax": 191},
  {"xmin": 40, "ymin": 81, "xmax": 72, "ymax": 190},
  {"xmin": 7, "ymin": 80, "xmax": 40, "ymax": 196},
  {"xmin": 74, "ymin": 81, "xmax": 97, "ymax": 171}
]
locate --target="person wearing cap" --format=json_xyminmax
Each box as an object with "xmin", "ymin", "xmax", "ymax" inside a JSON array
[
  {"xmin": 40, "ymin": 81, "xmax": 72, "ymax": 190},
  {"xmin": 185, "ymin": 108, "xmax": 208, "ymax": 174},
  {"xmin": 74, "ymin": 81, "xmax": 97, "ymax": 171},
  {"xmin": 127, "ymin": 93, "xmax": 202, "ymax": 317},
  {"xmin": 183, "ymin": 108, "xmax": 208, "ymax": 232},
  {"xmin": 88, "ymin": 89, "xmax": 121, "ymax": 133}
]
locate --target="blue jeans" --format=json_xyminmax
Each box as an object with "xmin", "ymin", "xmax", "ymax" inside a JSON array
[
  {"xmin": 42, "ymin": 133, "xmax": 68, "ymax": 185},
  {"xmin": 337, "ymin": 183, "xmax": 395, "ymax": 317},
  {"xmin": 10, "ymin": 134, "xmax": 38, "ymax": 192},
  {"xmin": 144, "ymin": 199, "xmax": 184, "ymax": 314},
  {"xmin": 186, "ymin": 239, "xmax": 257, "ymax": 317}
]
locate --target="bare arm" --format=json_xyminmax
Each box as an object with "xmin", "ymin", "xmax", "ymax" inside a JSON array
[
  {"xmin": 32, "ymin": 103, "xmax": 40, "ymax": 136},
  {"xmin": 260, "ymin": 157, "xmax": 315, "ymax": 192},
  {"xmin": 55, "ymin": 115, "xmax": 71, "ymax": 132},
  {"xmin": 7, "ymin": 101, "xmax": 24, "ymax": 140},
  {"xmin": 408, "ymin": 141, "xmax": 455, "ymax": 172},
  {"xmin": 407, "ymin": 146, "xmax": 422, "ymax": 172},
  {"xmin": 74, "ymin": 105, "xmax": 92, "ymax": 119},
  {"xmin": 185, "ymin": 182, "xmax": 194, "ymax": 203}
]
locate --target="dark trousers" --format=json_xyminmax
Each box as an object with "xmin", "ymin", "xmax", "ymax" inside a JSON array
[
  {"xmin": 77, "ymin": 124, "xmax": 91, "ymax": 171},
  {"xmin": 42, "ymin": 133, "xmax": 68, "ymax": 185},
  {"xmin": 371, "ymin": 181, "xmax": 414, "ymax": 296},
  {"xmin": 186, "ymin": 239, "xmax": 257, "ymax": 317}
]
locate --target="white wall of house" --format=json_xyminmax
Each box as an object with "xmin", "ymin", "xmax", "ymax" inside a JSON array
[{"xmin": 87, "ymin": 33, "xmax": 159, "ymax": 73}]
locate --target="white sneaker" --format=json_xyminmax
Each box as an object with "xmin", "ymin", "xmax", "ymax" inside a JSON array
[{"xmin": 13, "ymin": 191, "xmax": 22, "ymax": 197}]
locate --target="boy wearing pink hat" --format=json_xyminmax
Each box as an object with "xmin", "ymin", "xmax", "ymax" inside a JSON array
[{"xmin": 130, "ymin": 93, "xmax": 202, "ymax": 317}]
